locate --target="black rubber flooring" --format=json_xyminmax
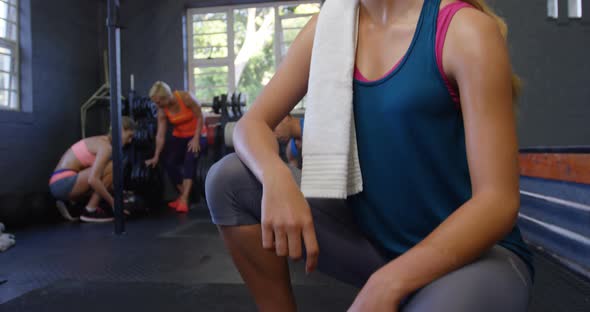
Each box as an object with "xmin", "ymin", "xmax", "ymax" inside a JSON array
[
  {"xmin": 1, "ymin": 281, "xmax": 358, "ymax": 312},
  {"xmin": 0, "ymin": 205, "xmax": 588, "ymax": 311}
]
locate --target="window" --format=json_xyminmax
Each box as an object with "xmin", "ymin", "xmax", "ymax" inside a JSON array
[
  {"xmin": 278, "ymin": 3, "xmax": 319, "ymax": 58},
  {"xmin": 187, "ymin": 1, "xmax": 320, "ymax": 109},
  {"xmin": 0, "ymin": 0, "xmax": 18, "ymax": 111},
  {"xmin": 194, "ymin": 66, "xmax": 229, "ymax": 103}
]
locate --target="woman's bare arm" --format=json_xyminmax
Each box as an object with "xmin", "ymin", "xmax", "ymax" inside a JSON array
[{"xmin": 232, "ymin": 16, "xmax": 320, "ymax": 272}]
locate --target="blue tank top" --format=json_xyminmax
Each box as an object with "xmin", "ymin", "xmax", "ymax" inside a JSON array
[
  {"xmin": 346, "ymin": 0, "xmax": 533, "ymax": 275},
  {"xmin": 290, "ymin": 118, "xmax": 304, "ymax": 158}
]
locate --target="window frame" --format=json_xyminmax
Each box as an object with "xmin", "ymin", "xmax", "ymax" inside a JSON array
[
  {"xmin": 186, "ymin": 1, "xmax": 320, "ymax": 105},
  {"xmin": 0, "ymin": 0, "xmax": 19, "ymax": 112}
]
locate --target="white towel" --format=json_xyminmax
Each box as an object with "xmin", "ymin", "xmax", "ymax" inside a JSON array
[
  {"xmin": 0, "ymin": 233, "xmax": 15, "ymax": 252},
  {"xmin": 300, "ymin": 0, "xmax": 362, "ymax": 199}
]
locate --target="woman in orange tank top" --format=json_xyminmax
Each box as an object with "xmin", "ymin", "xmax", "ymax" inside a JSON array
[{"xmin": 146, "ymin": 81, "xmax": 204, "ymax": 213}]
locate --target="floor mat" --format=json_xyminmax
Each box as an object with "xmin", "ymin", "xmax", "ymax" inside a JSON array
[
  {"xmin": 1, "ymin": 280, "xmax": 357, "ymax": 312},
  {"xmin": 528, "ymin": 251, "xmax": 590, "ymax": 312},
  {"xmin": 1, "ymin": 206, "xmax": 589, "ymax": 311}
]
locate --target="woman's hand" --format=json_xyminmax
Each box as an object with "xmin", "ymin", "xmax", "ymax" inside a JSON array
[
  {"xmin": 348, "ymin": 270, "xmax": 405, "ymax": 312},
  {"xmin": 187, "ymin": 137, "xmax": 201, "ymax": 154},
  {"xmin": 145, "ymin": 156, "xmax": 159, "ymax": 168},
  {"xmin": 261, "ymin": 167, "xmax": 319, "ymax": 273}
]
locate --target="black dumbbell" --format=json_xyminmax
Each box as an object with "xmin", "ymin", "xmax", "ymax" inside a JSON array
[
  {"xmin": 149, "ymin": 101, "xmax": 157, "ymax": 119},
  {"xmin": 134, "ymin": 130, "xmax": 143, "ymax": 146},
  {"xmin": 149, "ymin": 123, "xmax": 156, "ymax": 136},
  {"xmin": 152, "ymin": 167, "xmax": 161, "ymax": 187},
  {"xmin": 123, "ymin": 192, "xmax": 137, "ymax": 214},
  {"xmin": 220, "ymin": 94, "xmax": 229, "ymax": 119},
  {"xmin": 138, "ymin": 166, "xmax": 145, "ymax": 187},
  {"xmin": 148, "ymin": 166, "xmax": 155, "ymax": 183},
  {"xmin": 140, "ymin": 129, "xmax": 147, "ymax": 144},
  {"xmin": 142, "ymin": 166, "xmax": 149, "ymax": 184},
  {"xmin": 141, "ymin": 130, "xmax": 149, "ymax": 146},
  {"xmin": 142, "ymin": 166, "xmax": 148, "ymax": 185},
  {"xmin": 144, "ymin": 167, "xmax": 151, "ymax": 185},
  {"xmin": 235, "ymin": 93, "xmax": 242, "ymax": 117},
  {"xmin": 138, "ymin": 165, "xmax": 146, "ymax": 186},
  {"xmin": 135, "ymin": 99, "xmax": 143, "ymax": 116},
  {"xmin": 212, "ymin": 96, "xmax": 220, "ymax": 114},
  {"xmin": 130, "ymin": 164, "xmax": 140, "ymax": 188},
  {"xmin": 231, "ymin": 93, "xmax": 239, "ymax": 119}
]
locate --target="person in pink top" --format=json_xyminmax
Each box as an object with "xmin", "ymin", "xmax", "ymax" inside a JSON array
[{"xmin": 49, "ymin": 117, "xmax": 136, "ymax": 223}]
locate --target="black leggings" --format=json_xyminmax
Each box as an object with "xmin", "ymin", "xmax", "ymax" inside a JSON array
[
  {"xmin": 162, "ymin": 136, "xmax": 197, "ymax": 185},
  {"xmin": 205, "ymin": 154, "xmax": 532, "ymax": 311}
]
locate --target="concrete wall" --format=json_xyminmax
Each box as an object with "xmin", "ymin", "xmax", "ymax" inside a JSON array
[
  {"xmin": 0, "ymin": 0, "xmax": 102, "ymax": 225},
  {"xmin": 490, "ymin": 0, "xmax": 590, "ymax": 146}
]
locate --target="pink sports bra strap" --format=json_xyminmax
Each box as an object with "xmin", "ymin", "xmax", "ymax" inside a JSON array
[{"xmin": 436, "ymin": 1, "xmax": 473, "ymax": 104}]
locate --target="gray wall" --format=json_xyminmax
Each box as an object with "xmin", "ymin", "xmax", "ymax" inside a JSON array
[
  {"xmin": 490, "ymin": 0, "xmax": 590, "ymax": 147},
  {"xmin": 0, "ymin": 0, "xmax": 102, "ymax": 196}
]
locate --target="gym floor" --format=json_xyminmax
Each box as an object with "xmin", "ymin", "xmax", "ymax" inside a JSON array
[{"xmin": 1, "ymin": 204, "xmax": 589, "ymax": 312}]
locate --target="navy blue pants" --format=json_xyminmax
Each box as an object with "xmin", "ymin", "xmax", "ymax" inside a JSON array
[{"xmin": 162, "ymin": 136, "xmax": 197, "ymax": 185}]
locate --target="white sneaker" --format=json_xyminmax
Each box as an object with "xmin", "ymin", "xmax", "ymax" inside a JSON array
[{"xmin": 56, "ymin": 201, "xmax": 79, "ymax": 222}]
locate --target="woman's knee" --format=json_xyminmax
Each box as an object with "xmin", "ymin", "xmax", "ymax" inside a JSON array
[
  {"xmin": 206, "ymin": 154, "xmax": 249, "ymax": 204},
  {"xmin": 102, "ymin": 162, "xmax": 113, "ymax": 186},
  {"xmin": 205, "ymin": 153, "xmax": 261, "ymax": 224},
  {"xmin": 162, "ymin": 155, "xmax": 177, "ymax": 171},
  {"xmin": 102, "ymin": 174, "xmax": 113, "ymax": 190},
  {"xmin": 104, "ymin": 161, "xmax": 113, "ymax": 174},
  {"xmin": 402, "ymin": 246, "xmax": 531, "ymax": 312}
]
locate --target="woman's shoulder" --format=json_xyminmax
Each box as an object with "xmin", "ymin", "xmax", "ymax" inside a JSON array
[
  {"xmin": 446, "ymin": 4, "xmax": 501, "ymax": 42},
  {"xmin": 176, "ymin": 90, "xmax": 191, "ymax": 100},
  {"xmin": 177, "ymin": 90, "xmax": 201, "ymax": 107},
  {"xmin": 85, "ymin": 136, "xmax": 111, "ymax": 153},
  {"xmin": 443, "ymin": 4, "xmax": 507, "ymax": 70}
]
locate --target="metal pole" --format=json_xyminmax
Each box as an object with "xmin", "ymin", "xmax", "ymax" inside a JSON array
[{"xmin": 107, "ymin": 0, "xmax": 125, "ymax": 234}]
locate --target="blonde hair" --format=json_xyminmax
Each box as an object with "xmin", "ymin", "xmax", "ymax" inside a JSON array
[
  {"xmin": 149, "ymin": 81, "xmax": 173, "ymax": 99},
  {"xmin": 460, "ymin": 0, "xmax": 521, "ymax": 99},
  {"xmin": 121, "ymin": 116, "xmax": 137, "ymax": 131},
  {"xmin": 108, "ymin": 116, "xmax": 136, "ymax": 137}
]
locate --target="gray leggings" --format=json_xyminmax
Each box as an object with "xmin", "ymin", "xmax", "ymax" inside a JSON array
[{"xmin": 206, "ymin": 154, "xmax": 532, "ymax": 311}]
